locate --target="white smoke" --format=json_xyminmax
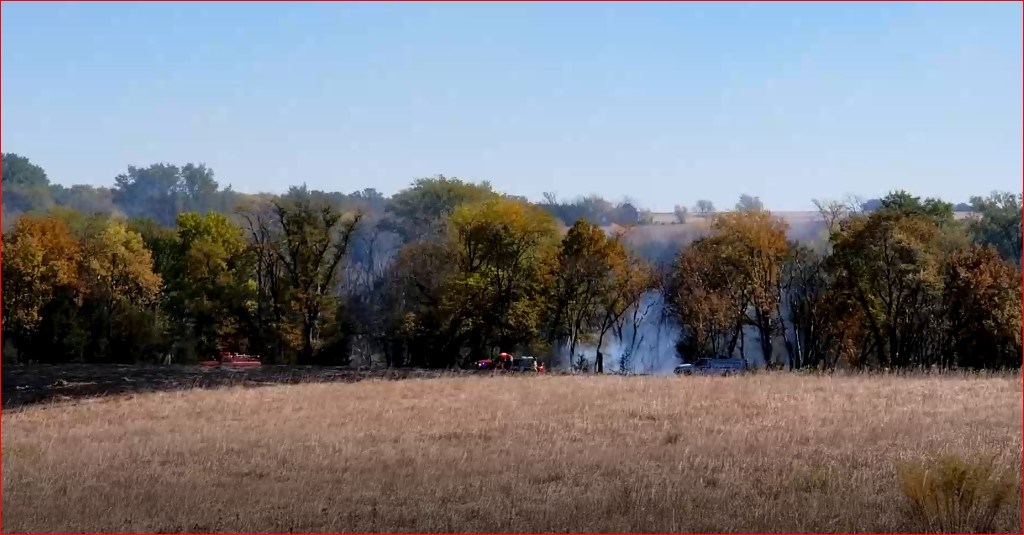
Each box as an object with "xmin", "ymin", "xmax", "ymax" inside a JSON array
[
  {"xmin": 556, "ymin": 291, "xmax": 682, "ymax": 375},
  {"xmin": 553, "ymin": 290, "xmax": 789, "ymax": 373}
]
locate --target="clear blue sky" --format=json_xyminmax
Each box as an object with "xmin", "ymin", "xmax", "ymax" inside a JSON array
[{"xmin": 2, "ymin": 2, "xmax": 1021, "ymax": 211}]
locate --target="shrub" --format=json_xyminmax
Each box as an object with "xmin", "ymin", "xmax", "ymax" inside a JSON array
[{"xmin": 897, "ymin": 453, "xmax": 1014, "ymax": 533}]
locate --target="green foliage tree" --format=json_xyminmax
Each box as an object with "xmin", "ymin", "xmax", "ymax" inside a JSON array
[
  {"xmin": 549, "ymin": 220, "xmax": 617, "ymax": 365},
  {"xmin": 536, "ymin": 194, "xmax": 631, "ymax": 226},
  {"xmin": 272, "ymin": 194, "xmax": 361, "ymax": 364},
  {"xmin": 828, "ymin": 210, "xmax": 946, "ymax": 368},
  {"xmin": 968, "ymin": 191, "xmax": 1022, "ymax": 266},
  {"xmin": 374, "ymin": 241, "xmax": 459, "ymax": 367},
  {"xmin": 735, "ymin": 194, "xmax": 764, "ymax": 212},
  {"xmin": 878, "ymin": 190, "xmax": 955, "ymax": 225},
  {"xmin": 127, "ymin": 218, "xmax": 179, "ymax": 277},
  {"xmin": 50, "ymin": 184, "xmax": 120, "ymax": 218},
  {"xmin": 2, "ymin": 152, "xmax": 49, "ymax": 188},
  {"xmin": 2, "ymin": 153, "xmax": 54, "ymax": 218},
  {"xmin": 441, "ymin": 197, "xmax": 558, "ymax": 363},
  {"xmin": 156, "ymin": 212, "xmax": 257, "ymax": 362},
  {"xmin": 383, "ymin": 175, "xmax": 495, "ymax": 242},
  {"xmin": 113, "ymin": 163, "xmax": 231, "ymax": 226}
]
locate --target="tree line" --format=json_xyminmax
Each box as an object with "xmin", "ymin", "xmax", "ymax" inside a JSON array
[{"xmin": 3, "ymin": 153, "xmax": 1020, "ymax": 371}]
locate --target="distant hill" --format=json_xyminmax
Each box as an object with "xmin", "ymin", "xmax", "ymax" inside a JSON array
[
  {"xmin": 640, "ymin": 210, "xmax": 978, "ymax": 225},
  {"xmin": 598, "ymin": 210, "xmax": 980, "ymax": 263}
]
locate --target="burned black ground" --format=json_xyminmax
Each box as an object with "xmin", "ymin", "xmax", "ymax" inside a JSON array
[{"xmin": 1, "ymin": 364, "xmax": 471, "ymax": 409}]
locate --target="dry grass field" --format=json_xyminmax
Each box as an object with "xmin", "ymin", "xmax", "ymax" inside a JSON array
[{"xmin": 2, "ymin": 373, "xmax": 1020, "ymax": 533}]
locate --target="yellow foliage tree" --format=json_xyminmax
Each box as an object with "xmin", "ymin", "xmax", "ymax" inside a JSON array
[
  {"xmin": 443, "ymin": 197, "xmax": 558, "ymax": 360},
  {"xmin": 550, "ymin": 219, "xmax": 616, "ymax": 365},
  {"xmin": 81, "ymin": 220, "xmax": 163, "ymax": 306},
  {"xmin": 710, "ymin": 211, "xmax": 790, "ymax": 365},
  {"xmin": 1, "ymin": 216, "xmax": 81, "ymax": 345},
  {"xmin": 592, "ymin": 249, "xmax": 657, "ymax": 373}
]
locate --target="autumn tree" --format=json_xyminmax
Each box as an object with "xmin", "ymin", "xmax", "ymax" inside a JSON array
[
  {"xmin": 778, "ymin": 244, "xmax": 862, "ymax": 370},
  {"xmin": 3, "ymin": 214, "xmax": 169, "ymax": 363},
  {"xmin": 546, "ymin": 219, "xmax": 656, "ymax": 372},
  {"xmin": 665, "ymin": 211, "xmax": 789, "ymax": 366},
  {"xmin": 79, "ymin": 220, "xmax": 165, "ymax": 362},
  {"xmin": 711, "ymin": 211, "xmax": 789, "ymax": 366},
  {"xmin": 591, "ymin": 251, "xmax": 657, "ymax": 373},
  {"xmin": 8, "ymin": 163, "xmax": 1020, "ymax": 375},
  {"xmin": 440, "ymin": 197, "xmax": 558, "ymax": 364},
  {"xmin": 666, "ymin": 236, "xmax": 745, "ymax": 359},
  {"xmin": 1, "ymin": 216, "xmax": 81, "ymax": 360},
  {"xmin": 548, "ymin": 220, "xmax": 615, "ymax": 366},
  {"xmin": 942, "ymin": 244, "xmax": 1021, "ymax": 369}
]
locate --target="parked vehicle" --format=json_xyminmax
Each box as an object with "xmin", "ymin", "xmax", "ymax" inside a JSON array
[
  {"xmin": 473, "ymin": 353, "xmax": 545, "ymax": 373},
  {"xmin": 510, "ymin": 356, "xmax": 540, "ymax": 372},
  {"xmin": 474, "ymin": 352, "xmax": 514, "ymax": 370},
  {"xmin": 199, "ymin": 352, "xmax": 262, "ymax": 367},
  {"xmin": 674, "ymin": 357, "xmax": 746, "ymax": 376}
]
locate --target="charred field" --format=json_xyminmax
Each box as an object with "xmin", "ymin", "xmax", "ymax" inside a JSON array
[
  {"xmin": 0, "ymin": 363, "xmax": 473, "ymax": 409},
  {"xmin": 1, "ymin": 372, "xmax": 1020, "ymax": 533}
]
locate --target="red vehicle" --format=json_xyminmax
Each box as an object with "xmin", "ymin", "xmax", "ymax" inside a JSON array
[
  {"xmin": 200, "ymin": 352, "xmax": 262, "ymax": 367},
  {"xmin": 474, "ymin": 352, "xmax": 513, "ymax": 370}
]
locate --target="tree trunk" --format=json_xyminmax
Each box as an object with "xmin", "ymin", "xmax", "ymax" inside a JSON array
[
  {"xmin": 568, "ymin": 330, "xmax": 579, "ymax": 372},
  {"xmin": 595, "ymin": 326, "xmax": 610, "ymax": 373}
]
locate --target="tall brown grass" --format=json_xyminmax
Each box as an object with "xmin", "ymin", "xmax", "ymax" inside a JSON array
[
  {"xmin": 2, "ymin": 374, "xmax": 1020, "ymax": 533},
  {"xmin": 898, "ymin": 453, "xmax": 1015, "ymax": 533}
]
